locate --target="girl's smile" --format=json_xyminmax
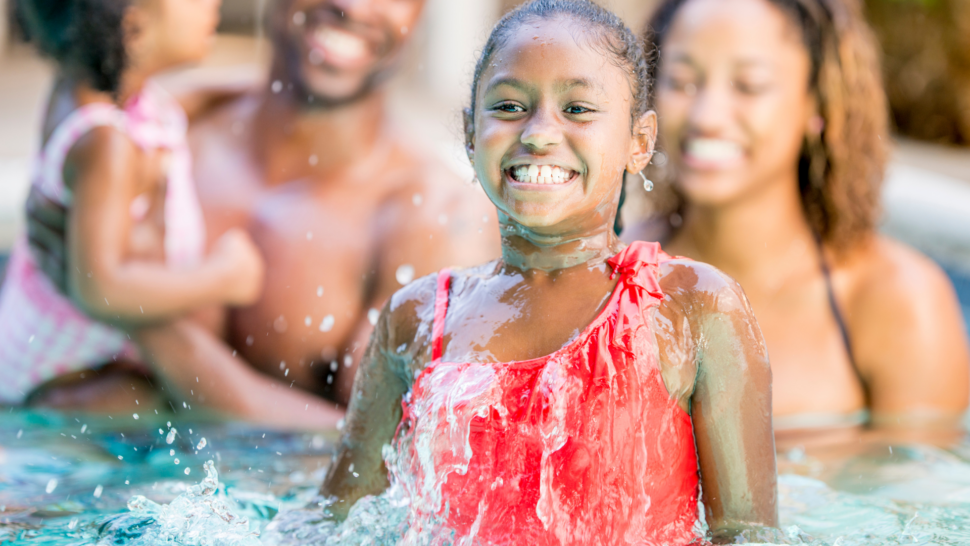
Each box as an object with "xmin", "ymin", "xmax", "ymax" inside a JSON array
[{"xmin": 470, "ymin": 18, "xmax": 650, "ymax": 231}]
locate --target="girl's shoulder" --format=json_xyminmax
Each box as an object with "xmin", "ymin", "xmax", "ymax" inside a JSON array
[
  {"xmin": 382, "ymin": 261, "xmax": 500, "ymax": 350},
  {"xmin": 658, "ymin": 256, "xmax": 750, "ymax": 311}
]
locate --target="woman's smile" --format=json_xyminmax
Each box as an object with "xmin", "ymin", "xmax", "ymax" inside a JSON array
[{"xmin": 504, "ymin": 161, "xmax": 581, "ymax": 190}]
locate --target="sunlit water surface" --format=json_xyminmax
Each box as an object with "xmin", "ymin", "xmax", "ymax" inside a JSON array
[{"xmin": 2, "ymin": 410, "xmax": 970, "ymax": 545}]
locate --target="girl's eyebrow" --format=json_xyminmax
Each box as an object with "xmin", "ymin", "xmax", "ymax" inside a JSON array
[
  {"xmin": 485, "ymin": 77, "xmax": 532, "ymax": 94},
  {"xmin": 555, "ymin": 78, "xmax": 599, "ymax": 93}
]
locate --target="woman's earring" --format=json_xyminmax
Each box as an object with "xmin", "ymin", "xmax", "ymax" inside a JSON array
[{"xmin": 639, "ymin": 171, "xmax": 654, "ymax": 192}]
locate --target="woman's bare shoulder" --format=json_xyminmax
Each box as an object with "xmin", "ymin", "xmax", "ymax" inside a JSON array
[
  {"xmin": 840, "ymin": 235, "xmax": 968, "ymax": 385},
  {"xmin": 842, "ymin": 235, "xmax": 958, "ymax": 323}
]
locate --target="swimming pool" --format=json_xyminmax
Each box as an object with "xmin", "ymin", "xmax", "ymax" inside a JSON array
[{"xmin": 2, "ymin": 408, "xmax": 970, "ymax": 545}]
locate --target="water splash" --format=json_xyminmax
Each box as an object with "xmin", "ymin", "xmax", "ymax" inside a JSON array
[{"xmin": 93, "ymin": 461, "xmax": 260, "ymax": 546}]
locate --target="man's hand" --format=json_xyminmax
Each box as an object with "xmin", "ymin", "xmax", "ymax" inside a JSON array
[{"xmin": 25, "ymin": 185, "xmax": 68, "ymax": 292}]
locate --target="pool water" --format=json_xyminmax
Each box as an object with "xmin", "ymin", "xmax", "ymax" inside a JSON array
[{"xmin": 3, "ymin": 410, "xmax": 970, "ymax": 545}]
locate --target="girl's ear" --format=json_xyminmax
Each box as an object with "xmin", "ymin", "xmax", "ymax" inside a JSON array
[
  {"xmin": 626, "ymin": 110, "xmax": 658, "ymax": 176},
  {"xmin": 463, "ymin": 107, "xmax": 476, "ymax": 164}
]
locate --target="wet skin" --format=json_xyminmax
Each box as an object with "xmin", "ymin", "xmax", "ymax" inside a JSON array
[
  {"xmin": 25, "ymin": 0, "xmax": 500, "ymax": 426},
  {"xmin": 321, "ymin": 18, "xmax": 778, "ymax": 542},
  {"xmin": 629, "ymin": 0, "xmax": 969, "ymax": 448}
]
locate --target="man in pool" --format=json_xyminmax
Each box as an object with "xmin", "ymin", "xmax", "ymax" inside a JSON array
[{"xmin": 23, "ymin": 0, "xmax": 499, "ymax": 427}]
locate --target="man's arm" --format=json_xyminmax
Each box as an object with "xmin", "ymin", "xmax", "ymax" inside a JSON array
[{"xmin": 135, "ymin": 318, "xmax": 345, "ymax": 430}]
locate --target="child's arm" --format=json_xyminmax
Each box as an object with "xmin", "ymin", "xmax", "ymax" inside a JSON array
[
  {"xmin": 682, "ymin": 264, "xmax": 778, "ymax": 543},
  {"xmin": 318, "ymin": 278, "xmax": 435, "ymax": 518},
  {"xmin": 65, "ymin": 126, "xmax": 264, "ymax": 326}
]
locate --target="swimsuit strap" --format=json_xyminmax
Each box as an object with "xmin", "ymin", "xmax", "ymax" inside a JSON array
[
  {"xmin": 431, "ymin": 268, "xmax": 452, "ymax": 362},
  {"xmin": 816, "ymin": 236, "xmax": 866, "ymax": 397},
  {"xmin": 37, "ymin": 103, "xmax": 126, "ymax": 205}
]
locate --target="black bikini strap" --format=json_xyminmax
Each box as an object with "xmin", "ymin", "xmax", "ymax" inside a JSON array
[{"xmin": 816, "ymin": 236, "xmax": 866, "ymax": 395}]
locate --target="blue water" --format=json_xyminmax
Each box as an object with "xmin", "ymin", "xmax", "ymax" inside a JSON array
[{"xmin": 3, "ymin": 409, "xmax": 970, "ymax": 545}]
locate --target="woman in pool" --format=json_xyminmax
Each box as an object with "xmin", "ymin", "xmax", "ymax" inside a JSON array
[
  {"xmin": 317, "ymin": 1, "xmax": 777, "ymax": 543},
  {"xmin": 633, "ymin": 0, "xmax": 969, "ymax": 446},
  {"xmin": 0, "ymin": 0, "xmax": 264, "ymax": 408}
]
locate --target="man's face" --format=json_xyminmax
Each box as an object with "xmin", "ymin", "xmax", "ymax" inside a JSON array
[{"xmin": 273, "ymin": 0, "xmax": 425, "ymax": 106}]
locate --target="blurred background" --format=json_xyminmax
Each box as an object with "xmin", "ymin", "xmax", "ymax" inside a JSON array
[{"xmin": 0, "ymin": 0, "xmax": 968, "ymax": 316}]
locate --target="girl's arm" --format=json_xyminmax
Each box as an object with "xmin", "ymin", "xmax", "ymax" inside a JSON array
[
  {"xmin": 680, "ymin": 264, "xmax": 778, "ymax": 543},
  {"xmin": 319, "ymin": 281, "xmax": 434, "ymax": 519},
  {"xmin": 65, "ymin": 126, "xmax": 264, "ymax": 327}
]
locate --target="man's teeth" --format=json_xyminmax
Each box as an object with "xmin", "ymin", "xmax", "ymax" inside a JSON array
[
  {"xmin": 510, "ymin": 165, "xmax": 575, "ymax": 184},
  {"xmin": 313, "ymin": 27, "xmax": 368, "ymax": 59},
  {"xmin": 685, "ymin": 138, "xmax": 743, "ymax": 163}
]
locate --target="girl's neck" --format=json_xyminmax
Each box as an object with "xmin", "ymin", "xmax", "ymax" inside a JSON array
[
  {"xmin": 500, "ymin": 219, "xmax": 622, "ymax": 274},
  {"xmin": 673, "ymin": 175, "xmax": 818, "ymax": 283}
]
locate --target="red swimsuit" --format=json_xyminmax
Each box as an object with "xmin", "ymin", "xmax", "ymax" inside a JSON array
[{"xmin": 390, "ymin": 242, "xmax": 701, "ymax": 545}]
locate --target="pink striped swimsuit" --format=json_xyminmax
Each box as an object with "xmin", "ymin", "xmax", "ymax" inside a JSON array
[{"xmin": 0, "ymin": 82, "xmax": 206, "ymax": 404}]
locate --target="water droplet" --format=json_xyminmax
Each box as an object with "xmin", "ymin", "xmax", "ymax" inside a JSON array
[
  {"xmin": 196, "ymin": 438, "xmax": 207, "ymax": 450},
  {"xmin": 368, "ymin": 308, "xmax": 380, "ymax": 326},
  {"xmin": 308, "ymin": 155, "xmax": 318, "ymax": 166},
  {"xmin": 438, "ymin": 213, "xmax": 448, "ymax": 225},
  {"xmin": 293, "ymin": 11, "xmax": 306, "ymax": 25},
  {"xmin": 319, "ymin": 315, "xmax": 335, "ymax": 332},
  {"xmin": 305, "ymin": 315, "xmax": 312, "ymax": 327},
  {"xmin": 46, "ymin": 479, "xmax": 57, "ymax": 494},
  {"xmin": 93, "ymin": 484, "xmax": 103, "ymax": 498},
  {"xmin": 317, "ymin": 286, "xmax": 324, "ymax": 297},
  {"xmin": 274, "ymin": 315, "xmax": 288, "ymax": 333},
  {"xmin": 28, "ymin": 335, "xmax": 34, "ymax": 343},
  {"xmin": 271, "ymin": 80, "xmax": 282, "ymax": 93},
  {"xmin": 132, "ymin": 413, "xmax": 139, "ymax": 420},
  {"xmin": 184, "ymin": 467, "xmax": 191, "ymax": 475},
  {"xmin": 166, "ymin": 428, "xmax": 177, "ymax": 445},
  {"xmin": 17, "ymin": 429, "xmax": 22, "ymax": 439},
  {"xmin": 412, "ymin": 193, "xmax": 423, "ymax": 206},
  {"xmin": 118, "ymin": 455, "xmax": 124, "ymax": 460},
  {"xmin": 482, "ymin": 215, "xmax": 489, "ymax": 223},
  {"xmin": 246, "ymin": 335, "xmax": 254, "ymax": 346},
  {"xmin": 336, "ymin": 418, "xmax": 345, "ymax": 431},
  {"xmin": 174, "ymin": 458, "xmax": 180, "ymax": 465},
  {"xmin": 395, "ymin": 264, "xmax": 415, "ymax": 285},
  {"xmin": 80, "ymin": 424, "xmax": 87, "ymax": 434},
  {"xmin": 171, "ymin": 449, "xmax": 175, "ymax": 456},
  {"xmin": 280, "ymin": 361, "xmax": 287, "ymax": 370},
  {"xmin": 330, "ymin": 360, "xmax": 338, "ymax": 372}
]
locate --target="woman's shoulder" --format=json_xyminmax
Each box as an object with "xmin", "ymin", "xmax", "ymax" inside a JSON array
[
  {"xmin": 839, "ymin": 234, "xmax": 968, "ymax": 377},
  {"xmin": 841, "ymin": 235, "xmax": 957, "ymax": 320}
]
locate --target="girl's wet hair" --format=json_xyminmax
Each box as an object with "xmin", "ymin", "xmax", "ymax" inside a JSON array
[
  {"xmin": 16, "ymin": 0, "xmax": 133, "ymax": 94},
  {"xmin": 646, "ymin": 0, "xmax": 889, "ymax": 250},
  {"xmin": 465, "ymin": 0, "xmax": 651, "ymax": 236}
]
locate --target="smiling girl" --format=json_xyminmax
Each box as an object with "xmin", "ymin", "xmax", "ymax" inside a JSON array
[{"xmin": 312, "ymin": 1, "xmax": 778, "ymax": 544}]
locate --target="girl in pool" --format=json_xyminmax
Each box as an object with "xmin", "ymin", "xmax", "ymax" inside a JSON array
[
  {"xmin": 317, "ymin": 1, "xmax": 777, "ymax": 543},
  {"xmin": 633, "ymin": 0, "xmax": 969, "ymax": 447},
  {"xmin": 0, "ymin": 0, "xmax": 264, "ymax": 407}
]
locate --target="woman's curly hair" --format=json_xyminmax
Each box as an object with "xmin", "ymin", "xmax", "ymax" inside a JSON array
[
  {"xmin": 16, "ymin": 0, "xmax": 133, "ymax": 95},
  {"xmin": 645, "ymin": 0, "xmax": 889, "ymax": 251}
]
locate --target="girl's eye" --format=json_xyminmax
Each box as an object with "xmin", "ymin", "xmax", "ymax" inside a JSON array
[
  {"xmin": 564, "ymin": 105, "xmax": 592, "ymax": 115},
  {"xmin": 493, "ymin": 102, "xmax": 525, "ymax": 113},
  {"xmin": 733, "ymin": 80, "xmax": 770, "ymax": 95}
]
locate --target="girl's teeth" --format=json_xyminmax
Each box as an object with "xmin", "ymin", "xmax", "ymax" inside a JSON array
[
  {"xmin": 528, "ymin": 165, "xmax": 539, "ymax": 183},
  {"xmin": 510, "ymin": 165, "xmax": 575, "ymax": 184},
  {"xmin": 686, "ymin": 138, "xmax": 743, "ymax": 162}
]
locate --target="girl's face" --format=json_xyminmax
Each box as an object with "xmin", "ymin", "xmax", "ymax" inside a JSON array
[
  {"xmin": 471, "ymin": 18, "xmax": 655, "ymax": 234},
  {"xmin": 656, "ymin": 0, "xmax": 815, "ymax": 208},
  {"xmin": 130, "ymin": 0, "xmax": 221, "ymax": 71}
]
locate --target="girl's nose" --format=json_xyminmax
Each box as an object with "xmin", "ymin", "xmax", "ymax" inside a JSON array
[{"xmin": 520, "ymin": 108, "xmax": 564, "ymax": 151}]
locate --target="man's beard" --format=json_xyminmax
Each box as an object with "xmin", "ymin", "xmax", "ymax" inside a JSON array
[{"xmin": 281, "ymin": 43, "xmax": 398, "ymax": 110}]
